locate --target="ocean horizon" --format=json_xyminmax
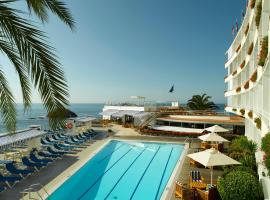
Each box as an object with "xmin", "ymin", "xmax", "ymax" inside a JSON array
[{"xmin": 0, "ymin": 103, "xmax": 226, "ymax": 134}]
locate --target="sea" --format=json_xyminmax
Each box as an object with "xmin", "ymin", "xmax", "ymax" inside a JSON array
[
  {"xmin": 0, "ymin": 103, "xmax": 105, "ymax": 134},
  {"xmin": 0, "ymin": 103, "xmax": 226, "ymax": 134}
]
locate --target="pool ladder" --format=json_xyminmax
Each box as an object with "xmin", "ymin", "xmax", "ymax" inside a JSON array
[{"xmin": 21, "ymin": 183, "xmax": 49, "ymax": 200}]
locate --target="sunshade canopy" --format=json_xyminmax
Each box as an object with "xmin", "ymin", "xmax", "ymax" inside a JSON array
[
  {"xmin": 198, "ymin": 132, "xmax": 229, "ymax": 142},
  {"xmin": 111, "ymin": 110, "xmax": 140, "ymax": 118},
  {"xmin": 0, "ymin": 129, "xmax": 45, "ymax": 147},
  {"xmin": 99, "ymin": 110, "xmax": 119, "ymax": 116},
  {"xmin": 204, "ymin": 125, "xmax": 229, "ymax": 133},
  {"xmin": 187, "ymin": 148, "xmax": 240, "ymax": 167}
]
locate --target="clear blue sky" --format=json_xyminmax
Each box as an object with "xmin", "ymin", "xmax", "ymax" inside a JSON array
[{"xmin": 3, "ymin": 0, "xmax": 246, "ymax": 104}]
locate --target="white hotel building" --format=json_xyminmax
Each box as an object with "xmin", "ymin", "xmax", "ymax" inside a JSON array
[{"xmin": 224, "ymin": 0, "xmax": 269, "ymax": 197}]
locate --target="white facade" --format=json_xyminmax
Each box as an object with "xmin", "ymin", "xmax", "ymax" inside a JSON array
[
  {"xmin": 225, "ymin": 0, "xmax": 270, "ymax": 198},
  {"xmin": 101, "ymin": 105, "xmax": 144, "ymax": 120}
]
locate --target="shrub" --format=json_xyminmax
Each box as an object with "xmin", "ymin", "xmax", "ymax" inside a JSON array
[
  {"xmin": 255, "ymin": 1, "xmax": 262, "ymax": 28},
  {"xmin": 258, "ymin": 36, "xmax": 268, "ymax": 66},
  {"xmin": 250, "ymin": 71, "xmax": 257, "ymax": 82},
  {"xmin": 261, "ymin": 133, "xmax": 270, "ymax": 155},
  {"xmin": 249, "ymin": 0, "xmax": 256, "ymax": 9},
  {"xmin": 232, "ymin": 108, "xmax": 237, "ymax": 112},
  {"xmin": 240, "ymin": 60, "xmax": 246, "ymax": 69},
  {"xmin": 229, "ymin": 136, "xmax": 257, "ymax": 171},
  {"xmin": 236, "ymin": 44, "xmax": 241, "ymax": 52},
  {"xmin": 229, "ymin": 136, "xmax": 257, "ymax": 154},
  {"xmin": 240, "ymin": 109, "xmax": 245, "ymax": 115},
  {"xmin": 244, "ymin": 81, "xmax": 249, "ymax": 89},
  {"xmin": 254, "ymin": 117, "xmax": 261, "ymax": 129},
  {"xmin": 248, "ymin": 111, "xmax": 253, "ymax": 118},
  {"xmin": 244, "ymin": 24, "xmax": 249, "ymax": 36},
  {"xmin": 265, "ymin": 158, "xmax": 270, "ymax": 176},
  {"xmin": 247, "ymin": 42, "xmax": 254, "ymax": 55},
  {"xmin": 232, "ymin": 70, "xmax": 237, "ymax": 76},
  {"xmin": 236, "ymin": 87, "xmax": 241, "ymax": 93},
  {"xmin": 217, "ymin": 170, "xmax": 264, "ymax": 200},
  {"xmin": 223, "ymin": 165, "xmax": 258, "ymax": 178}
]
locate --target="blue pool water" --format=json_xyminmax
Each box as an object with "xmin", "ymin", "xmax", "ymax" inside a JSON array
[{"xmin": 48, "ymin": 140, "xmax": 184, "ymax": 200}]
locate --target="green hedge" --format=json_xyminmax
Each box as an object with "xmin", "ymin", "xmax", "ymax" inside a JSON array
[
  {"xmin": 217, "ymin": 170, "xmax": 264, "ymax": 200},
  {"xmin": 262, "ymin": 133, "xmax": 270, "ymax": 176},
  {"xmin": 229, "ymin": 136, "xmax": 257, "ymax": 154}
]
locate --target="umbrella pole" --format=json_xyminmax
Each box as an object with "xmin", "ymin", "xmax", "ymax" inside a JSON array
[{"xmin": 210, "ymin": 166, "xmax": 213, "ymax": 185}]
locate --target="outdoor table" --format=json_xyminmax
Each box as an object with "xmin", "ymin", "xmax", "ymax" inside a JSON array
[{"xmin": 190, "ymin": 181, "xmax": 207, "ymax": 190}]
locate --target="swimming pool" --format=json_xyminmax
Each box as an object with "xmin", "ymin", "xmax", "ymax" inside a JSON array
[{"xmin": 48, "ymin": 140, "xmax": 185, "ymax": 200}]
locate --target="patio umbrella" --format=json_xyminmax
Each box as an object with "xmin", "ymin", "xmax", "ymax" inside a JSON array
[
  {"xmin": 198, "ymin": 132, "xmax": 229, "ymax": 142},
  {"xmin": 187, "ymin": 148, "xmax": 240, "ymax": 185},
  {"xmin": 204, "ymin": 125, "xmax": 229, "ymax": 133}
]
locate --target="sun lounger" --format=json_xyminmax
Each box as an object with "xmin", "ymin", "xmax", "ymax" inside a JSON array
[
  {"xmin": 21, "ymin": 157, "xmax": 47, "ymax": 170},
  {"xmin": 38, "ymin": 151, "xmax": 61, "ymax": 158},
  {"xmin": 45, "ymin": 137, "xmax": 58, "ymax": 144},
  {"xmin": 29, "ymin": 152, "xmax": 53, "ymax": 164},
  {"xmin": 5, "ymin": 162, "xmax": 34, "ymax": 177},
  {"xmin": 57, "ymin": 133, "xmax": 67, "ymax": 139},
  {"xmin": 53, "ymin": 144, "xmax": 71, "ymax": 152},
  {"xmin": 51, "ymin": 134, "xmax": 65, "ymax": 141},
  {"xmin": 0, "ymin": 172, "xmax": 22, "ymax": 188},
  {"xmin": 47, "ymin": 147, "xmax": 66, "ymax": 155},
  {"xmin": 70, "ymin": 137, "xmax": 85, "ymax": 144},
  {"xmin": 0, "ymin": 186, "xmax": 6, "ymax": 193}
]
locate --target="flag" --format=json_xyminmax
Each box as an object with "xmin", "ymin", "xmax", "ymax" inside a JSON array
[
  {"xmin": 232, "ymin": 25, "xmax": 235, "ymax": 36},
  {"xmin": 242, "ymin": 9, "xmax": 245, "ymax": 20},
  {"xmin": 235, "ymin": 19, "xmax": 239, "ymax": 32},
  {"xmin": 169, "ymin": 85, "xmax": 174, "ymax": 93}
]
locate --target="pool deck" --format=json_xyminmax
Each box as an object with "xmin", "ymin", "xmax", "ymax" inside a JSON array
[{"xmin": 0, "ymin": 125, "xmax": 224, "ymax": 200}]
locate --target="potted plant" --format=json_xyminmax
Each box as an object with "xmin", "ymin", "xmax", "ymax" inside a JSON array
[
  {"xmin": 248, "ymin": 111, "xmax": 253, "ymax": 118},
  {"xmin": 254, "ymin": 117, "xmax": 261, "ymax": 129},
  {"xmin": 236, "ymin": 44, "xmax": 241, "ymax": 53},
  {"xmin": 236, "ymin": 87, "xmax": 241, "ymax": 93},
  {"xmin": 232, "ymin": 70, "xmax": 237, "ymax": 76},
  {"xmin": 232, "ymin": 108, "xmax": 237, "ymax": 112},
  {"xmin": 255, "ymin": 1, "xmax": 262, "ymax": 28},
  {"xmin": 244, "ymin": 24, "xmax": 249, "ymax": 36},
  {"xmin": 247, "ymin": 42, "xmax": 254, "ymax": 55},
  {"xmin": 249, "ymin": 0, "xmax": 256, "ymax": 9},
  {"xmin": 250, "ymin": 71, "xmax": 257, "ymax": 82},
  {"xmin": 258, "ymin": 36, "xmax": 268, "ymax": 66},
  {"xmin": 224, "ymin": 75, "xmax": 228, "ymax": 80},
  {"xmin": 244, "ymin": 81, "xmax": 250, "ymax": 89},
  {"xmin": 240, "ymin": 109, "xmax": 245, "ymax": 115},
  {"xmin": 240, "ymin": 60, "xmax": 246, "ymax": 69}
]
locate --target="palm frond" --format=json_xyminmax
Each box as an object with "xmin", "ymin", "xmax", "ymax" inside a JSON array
[
  {"xmin": 0, "ymin": 68, "xmax": 16, "ymax": 132},
  {"xmin": 0, "ymin": 37, "xmax": 31, "ymax": 109},
  {"xmin": 25, "ymin": 0, "xmax": 75, "ymax": 30},
  {"xmin": 0, "ymin": 3, "xmax": 69, "ymax": 129}
]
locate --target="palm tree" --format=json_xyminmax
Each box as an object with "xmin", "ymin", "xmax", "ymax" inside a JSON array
[
  {"xmin": 187, "ymin": 94, "xmax": 218, "ymax": 110},
  {"xmin": 0, "ymin": 0, "xmax": 75, "ymax": 131}
]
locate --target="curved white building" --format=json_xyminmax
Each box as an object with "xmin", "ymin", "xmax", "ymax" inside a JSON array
[{"xmin": 224, "ymin": 0, "xmax": 270, "ymax": 197}]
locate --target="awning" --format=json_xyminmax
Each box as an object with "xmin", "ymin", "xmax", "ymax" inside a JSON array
[
  {"xmin": 99, "ymin": 110, "xmax": 119, "ymax": 116},
  {"xmin": 152, "ymin": 126, "xmax": 204, "ymax": 133},
  {"xmin": 0, "ymin": 129, "xmax": 45, "ymax": 147},
  {"xmin": 75, "ymin": 117, "xmax": 96, "ymax": 123},
  {"xmin": 111, "ymin": 110, "xmax": 140, "ymax": 118}
]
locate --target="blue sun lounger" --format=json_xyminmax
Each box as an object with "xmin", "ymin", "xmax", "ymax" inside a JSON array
[
  {"xmin": 0, "ymin": 172, "xmax": 22, "ymax": 188},
  {"xmin": 5, "ymin": 162, "xmax": 34, "ymax": 177},
  {"xmin": 21, "ymin": 157, "xmax": 47, "ymax": 170},
  {"xmin": 0, "ymin": 186, "xmax": 6, "ymax": 193},
  {"xmin": 47, "ymin": 147, "xmax": 66, "ymax": 155},
  {"xmin": 29, "ymin": 152, "xmax": 53, "ymax": 164},
  {"xmin": 38, "ymin": 151, "xmax": 61, "ymax": 158}
]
